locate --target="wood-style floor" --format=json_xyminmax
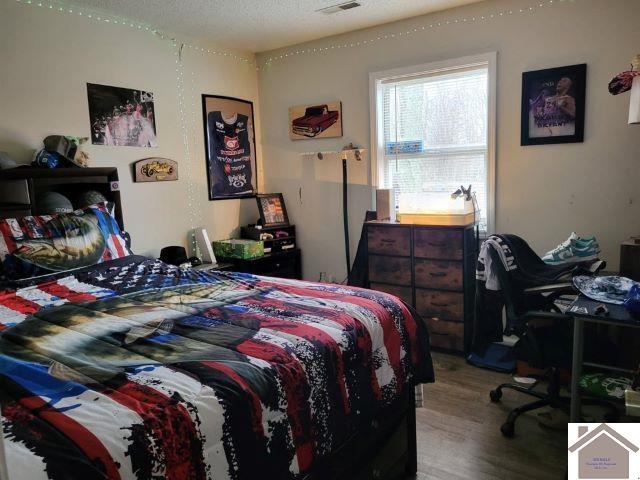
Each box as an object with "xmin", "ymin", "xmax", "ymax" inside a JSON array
[{"xmin": 414, "ymin": 352, "xmax": 566, "ymax": 479}]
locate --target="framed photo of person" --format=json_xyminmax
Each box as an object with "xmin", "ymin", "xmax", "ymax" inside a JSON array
[
  {"xmin": 202, "ymin": 94, "xmax": 258, "ymax": 200},
  {"xmin": 256, "ymin": 193, "xmax": 289, "ymax": 227},
  {"xmin": 521, "ymin": 64, "xmax": 587, "ymax": 146}
]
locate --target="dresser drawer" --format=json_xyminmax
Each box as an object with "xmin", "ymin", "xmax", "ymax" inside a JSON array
[
  {"xmin": 368, "ymin": 256, "xmax": 411, "ymax": 286},
  {"xmin": 425, "ymin": 318, "xmax": 464, "ymax": 351},
  {"xmin": 414, "ymin": 228, "xmax": 463, "ymax": 260},
  {"xmin": 415, "ymin": 289, "xmax": 464, "ymax": 321},
  {"xmin": 414, "ymin": 259, "xmax": 463, "ymax": 291},
  {"xmin": 367, "ymin": 226, "xmax": 410, "ymax": 256},
  {"xmin": 369, "ymin": 283, "xmax": 413, "ymax": 305}
]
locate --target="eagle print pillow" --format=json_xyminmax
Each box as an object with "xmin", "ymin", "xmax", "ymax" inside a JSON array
[{"xmin": 0, "ymin": 202, "xmax": 132, "ymax": 280}]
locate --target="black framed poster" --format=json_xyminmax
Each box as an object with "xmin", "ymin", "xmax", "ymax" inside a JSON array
[
  {"xmin": 521, "ymin": 64, "xmax": 587, "ymax": 146},
  {"xmin": 202, "ymin": 94, "xmax": 257, "ymax": 200}
]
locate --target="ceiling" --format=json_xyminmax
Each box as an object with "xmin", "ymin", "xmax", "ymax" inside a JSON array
[{"xmin": 72, "ymin": 0, "xmax": 486, "ymax": 52}]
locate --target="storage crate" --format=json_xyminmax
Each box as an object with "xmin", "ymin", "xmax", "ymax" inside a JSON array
[{"xmin": 212, "ymin": 239, "xmax": 264, "ymax": 260}]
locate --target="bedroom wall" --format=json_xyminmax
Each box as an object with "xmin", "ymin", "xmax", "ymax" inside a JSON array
[
  {"xmin": 257, "ymin": 0, "xmax": 640, "ymax": 280},
  {"xmin": 0, "ymin": 1, "xmax": 262, "ymax": 257}
]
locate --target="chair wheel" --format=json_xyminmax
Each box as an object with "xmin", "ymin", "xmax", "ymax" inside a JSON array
[
  {"xmin": 501, "ymin": 422, "xmax": 515, "ymax": 438},
  {"xmin": 490, "ymin": 389, "xmax": 502, "ymax": 403}
]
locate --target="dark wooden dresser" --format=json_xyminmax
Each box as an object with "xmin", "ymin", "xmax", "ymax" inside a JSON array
[
  {"xmin": 366, "ymin": 221, "xmax": 477, "ymax": 354},
  {"xmin": 227, "ymin": 249, "xmax": 302, "ymax": 279}
]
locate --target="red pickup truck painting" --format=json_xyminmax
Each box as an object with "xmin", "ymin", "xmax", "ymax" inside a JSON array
[{"xmin": 289, "ymin": 102, "xmax": 342, "ymax": 139}]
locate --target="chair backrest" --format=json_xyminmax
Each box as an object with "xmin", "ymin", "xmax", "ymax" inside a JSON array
[{"xmin": 487, "ymin": 246, "xmax": 521, "ymax": 329}]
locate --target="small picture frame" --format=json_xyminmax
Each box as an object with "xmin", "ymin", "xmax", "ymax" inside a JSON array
[
  {"xmin": 256, "ymin": 193, "xmax": 289, "ymax": 227},
  {"xmin": 521, "ymin": 64, "xmax": 587, "ymax": 146}
]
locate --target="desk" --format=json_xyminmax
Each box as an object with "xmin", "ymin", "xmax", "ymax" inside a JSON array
[{"xmin": 567, "ymin": 296, "xmax": 640, "ymax": 422}]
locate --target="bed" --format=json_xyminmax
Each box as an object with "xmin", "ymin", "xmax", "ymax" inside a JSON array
[{"xmin": 0, "ymin": 168, "xmax": 433, "ymax": 480}]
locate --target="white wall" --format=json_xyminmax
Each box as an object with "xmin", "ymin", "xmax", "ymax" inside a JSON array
[
  {"xmin": 257, "ymin": 0, "xmax": 640, "ymax": 280},
  {"xmin": 0, "ymin": 1, "xmax": 262, "ymax": 257}
]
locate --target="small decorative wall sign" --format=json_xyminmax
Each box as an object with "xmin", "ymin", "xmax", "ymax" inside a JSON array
[{"xmin": 133, "ymin": 158, "xmax": 178, "ymax": 182}]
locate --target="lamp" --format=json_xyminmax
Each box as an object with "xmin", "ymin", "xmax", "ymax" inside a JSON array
[{"xmin": 629, "ymin": 55, "xmax": 640, "ymax": 124}]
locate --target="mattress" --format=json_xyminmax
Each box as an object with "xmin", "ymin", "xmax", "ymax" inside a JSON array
[{"xmin": 0, "ymin": 256, "xmax": 432, "ymax": 479}]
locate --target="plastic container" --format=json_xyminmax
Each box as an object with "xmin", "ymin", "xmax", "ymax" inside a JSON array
[
  {"xmin": 625, "ymin": 389, "xmax": 640, "ymax": 417},
  {"xmin": 212, "ymin": 239, "xmax": 264, "ymax": 260},
  {"xmin": 397, "ymin": 191, "xmax": 478, "ymax": 226}
]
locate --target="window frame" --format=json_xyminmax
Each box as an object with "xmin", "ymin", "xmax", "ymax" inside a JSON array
[{"xmin": 369, "ymin": 52, "xmax": 497, "ymax": 234}]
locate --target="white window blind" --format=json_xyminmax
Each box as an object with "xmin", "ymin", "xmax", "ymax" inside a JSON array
[{"xmin": 380, "ymin": 66, "xmax": 489, "ymax": 230}]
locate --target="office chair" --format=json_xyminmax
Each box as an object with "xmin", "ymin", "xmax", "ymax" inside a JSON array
[{"xmin": 484, "ymin": 242, "xmax": 618, "ymax": 438}]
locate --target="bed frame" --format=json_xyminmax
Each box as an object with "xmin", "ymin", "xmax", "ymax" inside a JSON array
[
  {"xmin": 0, "ymin": 166, "xmax": 420, "ymax": 480},
  {"xmin": 0, "ymin": 167, "xmax": 123, "ymax": 229},
  {"xmin": 305, "ymin": 389, "xmax": 417, "ymax": 480}
]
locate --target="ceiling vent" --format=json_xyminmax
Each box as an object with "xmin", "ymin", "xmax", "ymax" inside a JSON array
[{"xmin": 317, "ymin": 1, "xmax": 362, "ymax": 14}]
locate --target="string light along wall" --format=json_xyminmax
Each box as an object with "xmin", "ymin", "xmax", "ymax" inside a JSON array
[
  {"xmin": 187, "ymin": 61, "xmax": 206, "ymax": 257},
  {"xmin": 259, "ymin": 0, "xmax": 576, "ymax": 69},
  {"xmin": 173, "ymin": 42, "xmax": 203, "ymax": 257},
  {"xmin": 13, "ymin": 0, "xmax": 577, "ymax": 72}
]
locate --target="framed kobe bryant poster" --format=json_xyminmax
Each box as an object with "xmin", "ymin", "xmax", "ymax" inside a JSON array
[
  {"xmin": 202, "ymin": 94, "xmax": 258, "ymax": 200},
  {"xmin": 521, "ymin": 64, "xmax": 587, "ymax": 146}
]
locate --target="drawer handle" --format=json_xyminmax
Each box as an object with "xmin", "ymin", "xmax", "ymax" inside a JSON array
[
  {"xmin": 429, "ymin": 272, "xmax": 447, "ymax": 277},
  {"xmin": 380, "ymin": 239, "xmax": 397, "ymax": 244},
  {"xmin": 428, "ymin": 242, "xmax": 446, "ymax": 247},
  {"xmin": 275, "ymin": 263, "xmax": 281, "ymax": 268},
  {"xmin": 431, "ymin": 302, "xmax": 449, "ymax": 307}
]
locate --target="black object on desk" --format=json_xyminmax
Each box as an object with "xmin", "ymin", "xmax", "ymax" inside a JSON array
[
  {"xmin": 567, "ymin": 295, "xmax": 640, "ymax": 422},
  {"xmin": 621, "ymin": 238, "xmax": 640, "ymax": 281}
]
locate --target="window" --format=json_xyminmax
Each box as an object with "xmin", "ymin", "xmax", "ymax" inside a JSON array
[{"xmin": 370, "ymin": 53, "xmax": 496, "ymax": 232}]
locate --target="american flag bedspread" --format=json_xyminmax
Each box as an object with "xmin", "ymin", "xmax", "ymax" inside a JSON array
[{"xmin": 0, "ymin": 256, "xmax": 433, "ymax": 480}]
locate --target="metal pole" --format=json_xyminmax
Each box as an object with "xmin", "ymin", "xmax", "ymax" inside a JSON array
[
  {"xmin": 570, "ymin": 317, "xmax": 584, "ymax": 423},
  {"xmin": 343, "ymin": 158, "xmax": 351, "ymax": 279}
]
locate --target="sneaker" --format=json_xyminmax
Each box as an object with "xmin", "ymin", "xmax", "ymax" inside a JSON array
[
  {"xmin": 543, "ymin": 233, "xmax": 600, "ymax": 264},
  {"xmin": 554, "ymin": 232, "xmax": 598, "ymax": 249}
]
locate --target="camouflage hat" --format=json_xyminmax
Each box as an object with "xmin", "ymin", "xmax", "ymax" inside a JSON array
[{"xmin": 43, "ymin": 135, "xmax": 88, "ymax": 168}]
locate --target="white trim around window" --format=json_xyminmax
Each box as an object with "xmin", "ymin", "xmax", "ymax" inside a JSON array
[{"xmin": 369, "ymin": 52, "xmax": 497, "ymax": 234}]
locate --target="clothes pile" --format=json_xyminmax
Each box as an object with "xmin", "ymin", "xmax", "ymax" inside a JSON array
[
  {"xmin": 473, "ymin": 234, "xmax": 582, "ymax": 355},
  {"xmin": 542, "ymin": 232, "xmax": 600, "ymax": 265}
]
